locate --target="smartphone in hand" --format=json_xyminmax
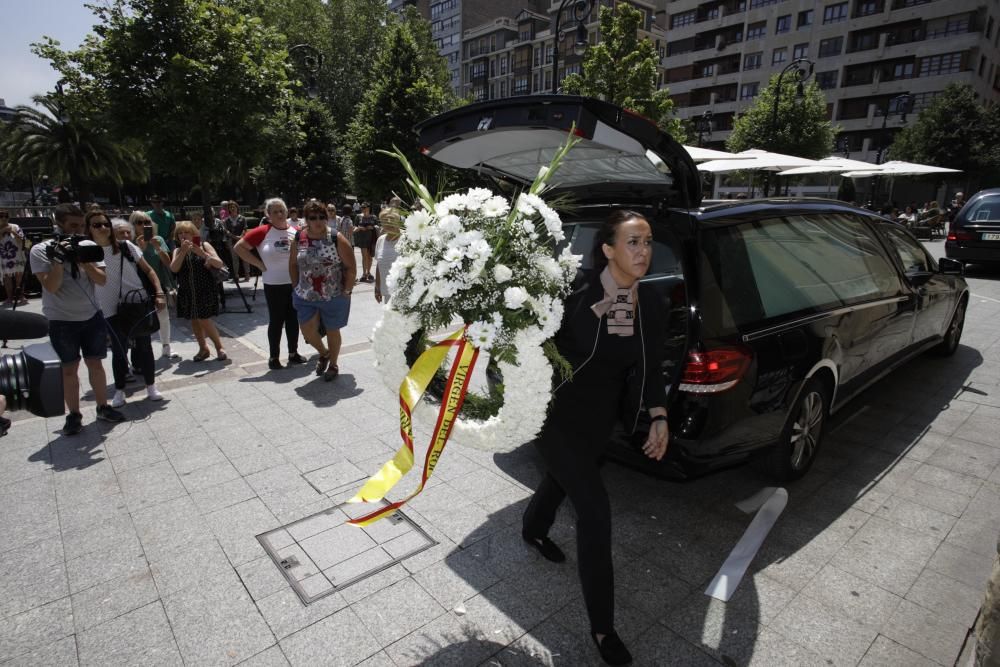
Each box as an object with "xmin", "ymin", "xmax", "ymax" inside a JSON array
[
  {"xmin": 193, "ymin": 235, "xmax": 202, "ymax": 247},
  {"xmin": 143, "ymin": 226, "xmax": 153, "ymax": 241}
]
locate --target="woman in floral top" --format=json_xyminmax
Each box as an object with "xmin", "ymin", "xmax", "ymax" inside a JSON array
[
  {"xmin": 288, "ymin": 200, "xmax": 356, "ymax": 380},
  {"xmin": 0, "ymin": 209, "xmax": 27, "ymax": 306}
]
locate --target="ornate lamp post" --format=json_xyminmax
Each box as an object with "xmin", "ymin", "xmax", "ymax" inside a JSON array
[
  {"xmin": 287, "ymin": 44, "xmax": 324, "ymax": 99},
  {"xmin": 767, "ymin": 57, "xmax": 814, "ymax": 196},
  {"xmin": 872, "ymin": 92, "xmax": 914, "ymax": 205},
  {"xmin": 696, "ymin": 110, "xmax": 714, "ymax": 147},
  {"xmin": 552, "ymin": 0, "xmax": 596, "ymax": 92}
]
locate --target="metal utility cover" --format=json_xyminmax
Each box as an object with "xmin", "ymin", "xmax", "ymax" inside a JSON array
[{"xmin": 257, "ymin": 500, "xmax": 436, "ymax": 605}]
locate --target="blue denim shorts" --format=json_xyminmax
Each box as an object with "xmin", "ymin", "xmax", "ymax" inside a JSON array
[
  {"xmin": 293, "ymin": 293, "xmax": 351, "ymax": 330},
  {"xmin": 48, "ymin": 312, "xmax": 108, "ymax": 364}
]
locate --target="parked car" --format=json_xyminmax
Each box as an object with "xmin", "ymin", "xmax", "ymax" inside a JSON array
[
  {"xmin": 946, "ymin": 188, "xmax": 1000, "ymax": 267},
  {"xmin": 416, "ymin": 96, "xmax": 970, "ymax": 482}
]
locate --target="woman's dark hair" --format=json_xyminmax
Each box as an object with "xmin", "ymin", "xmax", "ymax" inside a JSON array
[
  {"xmin": 591, "ymin": 209, "xmax": 647, "ymax": 271},
  {"xmin": 302, "ymin": 200, "xmax": 327, "ymax": 219},
  {"xmin": 85, "ymin": 209, "xmax": 118, "ymax": 254}
]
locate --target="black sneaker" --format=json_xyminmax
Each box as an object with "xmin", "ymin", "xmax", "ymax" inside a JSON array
[
  {"xmin": 63, "ymin": 411, "xmax": 83, "ymax": 435},
  {"xmin": 96, "ymin": 405, "xmax": 126, "ymax": 423},
  {"xmin": 268, "ymin": 358, "xmax": 284, "ymax": 370},
  {"xmin": 288, "ymin": 353, "xmax": 308, "ymax": 365},
  {"xmin": 0, "ymin": 415, "xmax": 12, "ymax": 437}
]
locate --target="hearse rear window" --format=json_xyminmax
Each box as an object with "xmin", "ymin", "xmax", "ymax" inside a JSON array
[
  {"xmin": 700, "ymin": 213, "xmax": 901, "ymax": 329},
  {"xmin": 962, "ymin": 194, "xmax": 1000, "ymax": 222}
]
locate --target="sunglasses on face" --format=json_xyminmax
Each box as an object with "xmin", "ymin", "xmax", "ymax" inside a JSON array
[
  {"xmin": 306, "ymin": 215, "xmax": 327, "ymax": 221},
  {"xmin": 90, "ymin": 222, "xmax": 111, "ymax": 229}
]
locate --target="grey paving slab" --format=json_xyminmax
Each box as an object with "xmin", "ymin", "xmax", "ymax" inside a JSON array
[
  {"xmin": 55, "ymin": 493, "xmax": 130, "ymax": 533},
  {"xmin": 384, "ymin": 610, "xmax": 495, "ymax": 667},
  {"xmin": 255, "ymin": 587, "xmax": 348, "ymax": 640},
  {"xmin": 911, "ymin": 463, "xmax": 984, "ymax": 497},
  {"xmin": 925, "ymin": 437, "xmax": 1000, "ymax": 480},
  {"xmin": 61, "ymin": 514, "xmax": 140, "ymax": 561},
  {"xmin": 858, "ymin": 634, "xmax": 939, "ymax": 667},
  {"xmin": 116, "ymin": 459, "xmax": 188, "ymax": 512},
  {"xmin": 237, "ymin": 645, "xmax": 290, "ymax": 667},
  {"xmin": 278, "ymin": 607, "xmax": 381, "ymax": 667},
  {"xmin": 457, "ymin": 579, "xmax": 551, "ymax": 648},
  {"xmin": 892, "ymin": 477, "xmax": 973, "ymax": 517},
  {"xmin": 905, "ymin": 568, "xmax": 983, "ymax": 629},
  {"xmin": 162, "ymin": 579, "xmax": 275, "ymax": 666},
  {"xmin": 881, "ymin": 599, "xmax": 969, "ymax": 666},
  {"xmin": 0, "ymin": 597, "xmax": 74, "ymax": 663},
  {"xmin": 237, "ymin": 557, "xmax": 291, "ymax": 602},
  {"xmin": 873, "ymin": 495, "xmax": 958, "ymax": 537},
  {"xmin": 927, "ymin": 541, "xmax": 996, "ymax": 590},
  {"xmin": 770, "ymin": 594, "xmax": 879, "ymax": 667},
  {"xmin": 107, "ymin": 441, "xmax": 168, "ymax": 475},
  {"xmin": 205, "ymin": 497, "xmax": 280, "ymax": 566},
  {"xmin": 297, "ymin": 523, "xmax": 377, "ymax": 571},
  {"xmin": 351, "ymin": 577, "xmax": 447, "ymax": 646},
  {"xmin": 71, "ymin": 568, "xmax": 160, "ymax": 633},
  {"xmin": 413, "ymin": 549, "xmax": 503, "ymax": 611},
  {"xmin": 148, "ymin": 536, "xmax": 239, "ymax": 598},
  {"xmin": 829, "ymin": 517, "xmax": 940, "ymax": 596},
  {"xmin": 0, "ymin": 535, "xmax": 66, "ymax": 619},
  {"xmin": 76, "ymin": 601, "xmax": 182, "ymax": 667},
  {"xmin": 800, "ymin": 563, "xmax": 903, "ymax": 630},
  {"xmin": 946, "ymin": 511, "xmax": 999, "ymax": 557},
  {"xmin": 131, "ymin": 494, "xmax": 213, "ymax": 563},
  {"xmin": 741, "ymin": 628, "xmax": 830, "ymax": 667},
  {"xmin": 5, "ymin": 635, "xmax": 78, "ymax": 666},
  {"xmin": 65, "ymin": 539, "xmax": 147, "ymax": 594},
  {"xmin": 190, "ymin": 476, "xmax": 258, "ymax": 515},
  {"xmin": 301, "ymin": 460, "xmax": 366, "ymax": 494},
  {"xmin": 499, "ymin": 616, "xmax": 604, "ymax": 667}
]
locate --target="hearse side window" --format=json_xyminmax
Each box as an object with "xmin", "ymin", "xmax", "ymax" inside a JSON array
[
  {"xmin": 880, "ymin": 224, "xmax": 933, "ymax": 273},
  {"xmin": 700, "ymin": 213, "xmax": 901, "ymax": 328}
]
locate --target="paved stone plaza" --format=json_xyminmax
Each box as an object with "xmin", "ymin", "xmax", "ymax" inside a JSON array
[{"xmin": 2, "ymin": 241, "xmax": 999, "ymax": 666}]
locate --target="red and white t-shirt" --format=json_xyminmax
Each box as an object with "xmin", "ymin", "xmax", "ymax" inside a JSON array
[{"xmin": 242, "ymin": 224, "xmax": 298, "ymax": 285}]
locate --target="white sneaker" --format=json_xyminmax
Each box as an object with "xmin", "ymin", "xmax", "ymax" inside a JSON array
[
  {"xmin": 111, "ymin": 389, "xmax": 127, "ymax": 408},
  {"xmin": 146, "ymin": 385, "xmax": 163, "ymax": 401}
]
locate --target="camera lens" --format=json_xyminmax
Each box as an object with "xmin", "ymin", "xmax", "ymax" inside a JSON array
[{"xmin": 0, "ymin": 352, "xmax": 30, "ymax": 412}]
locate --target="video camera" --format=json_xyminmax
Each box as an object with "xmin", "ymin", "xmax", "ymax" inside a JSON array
[
  {"xmin": 45, "ymin": 234, "xmax": 104, "ymax": 266},
  {"xmin": 0, "ymin": 311, "xmax": 64, "ymax": 419}
]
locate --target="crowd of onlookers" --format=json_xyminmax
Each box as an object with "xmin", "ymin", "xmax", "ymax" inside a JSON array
[{"xmin": 0, "ymin": 196, "xmax": 402, "ymax": 435}]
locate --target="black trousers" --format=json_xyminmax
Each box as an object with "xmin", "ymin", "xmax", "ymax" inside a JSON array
[
  {"xmin": 108, "ymin": 315, "xmax": 155, "ymax": 389},
  {"xmin": 263, "ymin": 283, "xmax": 299, "ymax": 359},
  {"xmin": 522, "ymin": 434, "xmax": 614, "ymax": 634}
]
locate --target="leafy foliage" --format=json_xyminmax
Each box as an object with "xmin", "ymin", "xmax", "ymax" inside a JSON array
[
  {"xmin": 0, "ymin": 95, "xmax": 148, "ymax": 204},
  {"xmin": 891, "ymin": 84, "xmax": 1000, "ymax": 186},
  {"xmin": 726, "ymin": 76, "xmax": 836, "ymax": 160},
  {"xmin": 346, "ymin": 18, "xmax": 452, "ymax": 200},
  {"xmin": 561, "ymin": 5, "xmax": 687, "ymax": 141}
]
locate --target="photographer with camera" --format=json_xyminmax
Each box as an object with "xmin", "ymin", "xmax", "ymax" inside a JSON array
[{"xmin": 28, "ymin": 204, "xmax": 125, "ymax": 435}]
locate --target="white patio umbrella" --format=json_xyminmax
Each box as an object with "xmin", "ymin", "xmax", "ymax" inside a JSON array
[
  {"xmin": 777, "ymin": 156, "xmax": 879, "ymax": 176},
  {"xmin": 683, "ymin": 145, "xmax": 750, "ymax": 162},
  {"xmin": 697, "ymin": 149, "xmax": 821, "ymax": 173},
  {"xmin": 840, "ymin": 160, "xmax": 962, "ymax": 178}
]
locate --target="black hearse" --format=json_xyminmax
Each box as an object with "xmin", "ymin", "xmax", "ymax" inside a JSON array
[{"xmin": 416, "ymin": 96, "xmax": 969, "ymax": 482}]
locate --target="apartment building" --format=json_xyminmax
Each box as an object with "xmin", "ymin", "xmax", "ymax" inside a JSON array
[
  {"xmin": 663, "ymin": 0, "xmax": 1000, "ymax": 161},
  {"xmin": 459, "ymin": 0, "xmax": 669, "ymax": 102}
]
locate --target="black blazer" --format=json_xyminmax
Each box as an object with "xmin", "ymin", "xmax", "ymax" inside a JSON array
[{"xmin": 553, "ymin": 269, "xmax": 670, "ymax": 423}]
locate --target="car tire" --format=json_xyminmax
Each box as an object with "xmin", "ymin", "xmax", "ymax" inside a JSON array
[
  {"xmin": 931, "ymin": 299, "xmax": 966, "ymax": 357},
  {"xmin": 757, "ymin": 377, "xmax": 830, "ymax": 483}
]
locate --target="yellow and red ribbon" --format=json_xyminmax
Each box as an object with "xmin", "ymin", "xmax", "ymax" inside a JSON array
[{"xmin": 347, "ymin": 326, "xmax": 479, "ymax": 526}]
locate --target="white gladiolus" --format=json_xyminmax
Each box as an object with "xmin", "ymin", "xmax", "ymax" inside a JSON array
[{"xmin": 492, "ymin": 264, "xmax": 513, "ymax": 283}]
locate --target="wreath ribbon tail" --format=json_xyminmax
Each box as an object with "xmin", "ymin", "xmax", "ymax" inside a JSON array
[
  {"xmin": 347, "ymin": 327, "xmax": 463, "ymax": 504},
  {"xmin": 349, "ymin": 331, "xmax": 479, "ymax": 526}
]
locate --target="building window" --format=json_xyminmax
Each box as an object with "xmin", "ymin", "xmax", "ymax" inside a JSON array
[
  {"xmin": 892, "ymin": 62, "xmax": 914, "ymax": 79},
  {"xmin": 744, "ymin": 52, "xmax": 763, "ymax": 70},
  {"xmin": 856, "ymin": 0, "xmax": 881, "ymax": 16},
  {"xmin": 823, "ymin": 2, "xmax": 848, "ymax": 23},
  {"xmin": 776, "ymin": 15, "xmax": 791, "ymax": 33},
  {"xmin": 430, "ymin": 0, "xmax": 457, "ymax": 18},
  {"xmin": 500, "ymin": 56, "xmax": 507, "ymax": 74},
  {"xmin": 988, "ymin": 16, "xmax": 995, "ymax": 39},
  {"xmin": 702, "ymin": 64, "xmax": 716, "ymax": 77},
  {"xmin": 818, "ymin": 36, "xmax": 844, "ymax": 57},
  {"xmin": 671, "ymin": 10, "xmax": 696, "ymax": 28},
  {"xmin": 772, "ymin": 47, "xmax": 788, "ymax": 64},
  {"xmin": 816, "ymin": 70, "xmax": 839, "ymax": 89},
  {"xmin": 919, "ymin": 52, "xmax": 964, "ymax": 76},
  {"xmin": 740, "ymin": 82, "xmax": 760, "ymax": 99},
  {"xmin": 798, "ymin": 9, "xmax": 814, "ymax": 28},
  {"xmin": 513, "ymin": 76, "xmax": 529, "ymax": 95},
  {"xmin": 911, "ymin": 90, "xmax": 941, "ymax": 110},
  {"xmin": 981, "ymin": 55, "xmax": 987, "ymax": 77},
  {"xmin": 749, "ymin": 0, "xmax": 779, "ymax": 8},
  {"xmin": 793, "ymin": 43, "xmax": 809, "ymax": 59},
  {"xmin": 747, "ymin": 22, "xmax": 766, "ymax": 39}
]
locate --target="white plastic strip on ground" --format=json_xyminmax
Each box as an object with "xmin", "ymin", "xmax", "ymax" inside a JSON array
[{"xmin": 704, "ymin": 487, "xmax": 788, "ymax": 602}]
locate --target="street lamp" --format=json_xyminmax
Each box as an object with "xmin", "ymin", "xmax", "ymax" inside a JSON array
[
  {"xmin": 696, "ymin": 110, "xmax": 714, "ymax": 147},
  {"xmin": 287, "ymin": 44, "xmax": 324, "ymax": 99},
  {"xmin": 767, "ymin": 57, "xmax": 814, "ymax": 195},
  {"xmin": 552, "ymin": 0, "xmax": 596, "ymax": 92},
  {"xmin": 872, "ymin": 92, "xmax": 914, "ymax": 205}
]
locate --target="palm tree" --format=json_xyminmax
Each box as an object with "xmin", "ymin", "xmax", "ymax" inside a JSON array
[{"xmin": 0, "ymin": 94, "xmax": 148, "ymax": 205}]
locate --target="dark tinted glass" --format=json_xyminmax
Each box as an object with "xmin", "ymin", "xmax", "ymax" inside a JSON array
[{"xmin": 961, "ymin": 194, "xmax": 1000, "ymax": 224}]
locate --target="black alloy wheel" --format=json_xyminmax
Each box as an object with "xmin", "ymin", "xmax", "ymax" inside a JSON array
[
  {"xmin": 758, "ymin": 377, "xmax": 830, "ymax": 482},
  {"xmin": 932, "ymin": 299, "xmax": 966, "ymax": 357}
]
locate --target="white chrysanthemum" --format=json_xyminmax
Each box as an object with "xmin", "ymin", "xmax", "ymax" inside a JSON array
[
  {"xmin": 438, "ymin": 214, "xmax": 463, "ymax": 236},
  {"xmin": 534, "ymin": 255, "xmax": 563, "ymax": 282},
  {"xmin": 433, "ymin": 201, "xmax": 451, "ymax": 218},
  {"xmin": 443, "ymin": 246, "xmax": 464, "ymax": 264},
  {"xmin": 442, "ymin": 193, "xmax": 469, "ymax": 212},
  {"xmin": 515, "ymin": 195, "xmax": 536, "ymax": 217},
  {"xmin": 521, "ymin": 220, "xmax": 536, "ymax": 235},
  {"xmin": 503, "ymin": 286, "xmax": 529, "ymax": 310},
  {"xmin": 466, "ymin": 318, "xmax": 499, "ymax": 350},
  {"xmin": 466, "ymin": 188, "xmax": 493, "ymax": 206},
  {"xmin": 481, "ymin": 196, "xmax": 510, "ymax": 218},
  {"xmin": 404, "ymin": 210, "xmax": 433, "ymax": 241},
  {"xmin": 493, "ymin": 264, "xmax": 513, "ymax": 283}
]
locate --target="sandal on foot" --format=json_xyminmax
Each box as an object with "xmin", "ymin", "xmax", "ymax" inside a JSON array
[
  {"xmin": 216, "ymin": 350, "xmax": 228, "ymax": 361},
  {"xmin": 315, "ymin": 354, "xmax": 330, "ymax": 376},
  {"xmin": 193, "ymin": 349, "xmax": 211, "ymax": 362},
  {"xmin": 322, "ymin": 364, "xmax": 339, "ymax": 382}
]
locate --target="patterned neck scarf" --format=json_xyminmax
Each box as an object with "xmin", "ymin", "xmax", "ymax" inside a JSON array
[{"xmin": 590, "ymin": 266, "xmax": 636, "ymax": 337}]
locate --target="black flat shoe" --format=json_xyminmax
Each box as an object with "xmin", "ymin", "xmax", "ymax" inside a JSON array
[
  {"xmin": 521, "ymin": 530, "xmax": 566, "ymax": 563},
  {"xmin": 590, "ymin": 630, "xmax": 632, "ymax": 666}
]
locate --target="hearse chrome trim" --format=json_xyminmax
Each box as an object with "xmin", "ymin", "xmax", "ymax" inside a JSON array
[{"xmin": 740, "ymin": 296, "xmax": 911, "ymax": 343}]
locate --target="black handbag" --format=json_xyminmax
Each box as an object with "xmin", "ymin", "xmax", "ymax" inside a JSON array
[{"xmin": 118, "ymin": 250, "xmax": 159, "ymax": 337}]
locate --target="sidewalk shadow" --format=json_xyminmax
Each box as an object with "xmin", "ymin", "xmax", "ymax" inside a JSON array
[
  {"xmin": 239, "ymin": 363, "xmax": 315, "ymax": 385},
  {"xmin": 293, "ymin": 373, "xmax": 363, "ymax": 406},
  {"xmin": 441, "ymin": 343, "xmax": 984, "ymax": 666},
  {"xmin": 34, "ymin": 430, "xmax": 107, "ymax": 472}
]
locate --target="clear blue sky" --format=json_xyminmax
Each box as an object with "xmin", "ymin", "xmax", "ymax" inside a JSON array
[{"xmin": 1, "ymin": 0, "xmax": 95, "ymax": 108}]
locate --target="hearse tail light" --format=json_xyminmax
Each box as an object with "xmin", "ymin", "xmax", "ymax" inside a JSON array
[
  {"xmin": 947, "ymin": 230, "xmax": 975, "ymax": 241},
  {"xmin": 419, "ymin": 146, "xmax": 431, "ymax": 155},
  {"xmin": 679, "ymin": 346, "xmax": 752, "ymax": 393}
]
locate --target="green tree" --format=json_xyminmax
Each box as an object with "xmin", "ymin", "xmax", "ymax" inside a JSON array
[
  {"xmin": 891, "ymin": 83, "xmax": 1000, "ymax": 191},
  {"xmin": 34, "ymin": 0, "xmax": 291, "ymax": 207},
  {"xmin": 727, "ymin": 75, "xmax": 837, "ymax": 194},
  {"xmin": 0, "ymin": 94, "xmax": 147, "ymax": 205},
  {"xmin": 561, "ymin": 5, "xmax": 687, "ymax": 141},
  {"xmin": 346, "ymin": 20, "xmax": 451, "ymax": 200}
]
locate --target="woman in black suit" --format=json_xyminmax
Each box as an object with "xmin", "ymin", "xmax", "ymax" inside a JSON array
[{"xmin": 522, "ymin": 209, "xmax": 670, "ymax": 666}]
